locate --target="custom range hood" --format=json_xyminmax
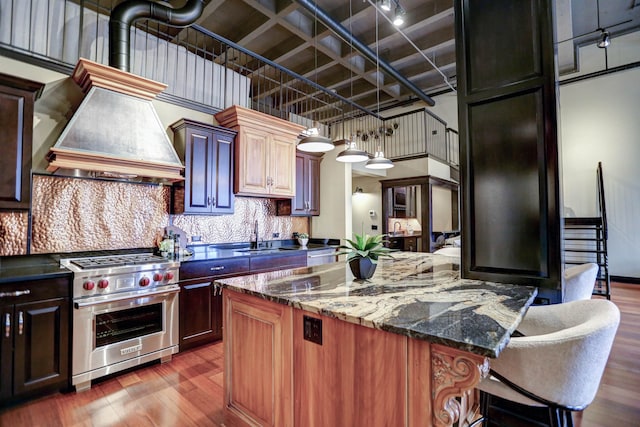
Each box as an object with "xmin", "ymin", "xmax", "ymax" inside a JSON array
[{"xmin": 47, "ymin": 58, "xmax": 184, "ymax": 183}]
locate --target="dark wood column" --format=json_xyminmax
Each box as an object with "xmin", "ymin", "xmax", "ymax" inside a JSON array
[{"xmin": 454, "ymin": 0, "xmax": 562, "ymax": 294}]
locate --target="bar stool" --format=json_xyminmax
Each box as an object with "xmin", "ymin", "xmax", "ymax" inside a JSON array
[
  {"xmin": 477, "ymin": 299, "xmax": 620, "ymax": 427},
  {"xmin": 563, "ymin": 263, "xmax": 599, "ymax": 302}
]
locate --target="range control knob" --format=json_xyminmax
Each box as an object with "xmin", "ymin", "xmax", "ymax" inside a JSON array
[
  {"xmin": 153, "ymin": 273, "xmax": 163, "ymax": 282},
  {"xmin": 140, "ymin": 277, "xmax": 151, "ymax": 287},
  {"xmin": 98, "ymin": 279, "xmax": 109, "ymax": 289},
  {"xmin": 83, "ymin": 281, "xmax": 95, "ymax": 291},
  {"xmin": 164, "ymin": 272, "xmax": 174, "ymax": 281}
]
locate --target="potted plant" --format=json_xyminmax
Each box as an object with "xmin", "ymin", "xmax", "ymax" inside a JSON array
[
  {"xmin": 338, "ymin": 233, "xmax": 393, "ymax": 279},
  {"xmin": 298, "ymin": 232, "xmax": 309, "ymax": 247}
]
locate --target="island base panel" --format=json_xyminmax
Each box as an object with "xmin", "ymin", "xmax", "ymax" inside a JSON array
[{"xmin": 223, "ymin": 288, "xmax": 486, "ymax": 427}]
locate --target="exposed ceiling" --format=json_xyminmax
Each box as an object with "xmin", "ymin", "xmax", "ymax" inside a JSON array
[
  {"xmin": 185, "ymin": 0, "xmax": 639, "ymax": 114},
  {"xmin": 96, "ymin": 0, "xmax": 639, "ymax": 120}
]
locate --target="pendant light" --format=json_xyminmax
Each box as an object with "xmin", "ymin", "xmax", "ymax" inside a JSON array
[
  {"xmin": 298, "ymin": 124, "xmax": 335, "ymax": 152},
  {"xmin": 366, "ymin": 8, "xmax": 393, "ymax": 170},
  {"xmin": 298, "ymin": 6, "xmax": 334, "ymax": 153},
  {"xmin": 366, "ymin": 147, "xmax": 393, "ymax": 169},
  {"xmin": 337, "ymin": 141, "xmax": 370, "ymax": 163},
  {"xmin": 335, "ymin": 0, "xmax": 368, "ymax": 163}
]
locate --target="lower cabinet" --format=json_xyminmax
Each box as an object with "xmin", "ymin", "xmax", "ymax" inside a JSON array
[
  {"xmin": 0, "ymin": 277, "xmax": 70, "ymax": 402},
  {"xmin": 178, "ymin": 252, "xmax": 307, "ymax": 352},
  {"xmin": 178, "ymin": 280, "xmax": 223, "ymax": 351},
  {"xmin": 178, "ymin": 257, "xmax": 250, "ymax": 351}
]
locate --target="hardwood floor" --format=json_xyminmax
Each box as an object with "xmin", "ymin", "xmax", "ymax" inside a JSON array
[{"xmin": 1, "ymin": 282, "xmax": 638, "ymax": 426}]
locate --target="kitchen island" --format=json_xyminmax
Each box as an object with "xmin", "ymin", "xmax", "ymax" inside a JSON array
[{"xmin": 216, "ymin": 251, "xmax": 537, "ymax": 427}]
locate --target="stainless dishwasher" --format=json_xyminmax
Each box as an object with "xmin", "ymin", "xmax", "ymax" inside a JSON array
[{"xmin": 306, "ymin": 248, "xmax": 338, "ymax": 266}]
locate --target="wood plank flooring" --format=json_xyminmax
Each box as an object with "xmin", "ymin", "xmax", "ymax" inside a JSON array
[{"xmin": 1, "ymin": 282, "xmax": 638, "ymax": 426}]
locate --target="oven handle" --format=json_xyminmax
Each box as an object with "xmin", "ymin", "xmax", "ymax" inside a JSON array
[{"xmin": 74, "ymin": 285, "xmax": 180, "ymax": 309}]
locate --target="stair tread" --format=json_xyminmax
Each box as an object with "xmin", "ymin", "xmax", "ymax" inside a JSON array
[{"xmin": 564, "ymin": 217, "xmax": 603, "ymax": 226}]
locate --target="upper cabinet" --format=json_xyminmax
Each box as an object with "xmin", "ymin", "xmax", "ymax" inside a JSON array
[
  {"xmin": 277, "ymin": 151, "xmax": 322, "ymax": 216},
  {"xmin": 171, "ymin": 119, "xmax": 236, "ymax": 215},
  {"xmin": 215, "ymin": 106, "xmax": 305, "ymax": 198},
  {"xmin": 0, "ymin": 74, "xmax": 44, "ymax": 210}
]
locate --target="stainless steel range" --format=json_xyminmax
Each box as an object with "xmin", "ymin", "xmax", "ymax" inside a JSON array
[{"xmin": 61, "ymin": 252, "xmax": 180, "ymax": 391}]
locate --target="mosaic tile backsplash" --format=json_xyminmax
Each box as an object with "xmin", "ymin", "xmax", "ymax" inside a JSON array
[{"xmin": 24, "ymin": 175, "xmax": 308, "ymax": 255}]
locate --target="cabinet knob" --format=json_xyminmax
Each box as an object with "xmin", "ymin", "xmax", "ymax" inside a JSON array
[{"xmin": 207, "ymin": 196, "xmax": 211, "ymax": 206}]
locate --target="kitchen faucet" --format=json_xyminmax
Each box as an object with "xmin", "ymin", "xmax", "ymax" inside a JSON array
[
  {"xmin": 252, "ymin": 220, "xmax": 259, "ymax": 249},
  {"xmin": 393, "ymin": 221, "xmax": 402, "ymax": 235}
]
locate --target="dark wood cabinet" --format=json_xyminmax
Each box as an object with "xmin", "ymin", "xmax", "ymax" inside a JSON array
[
  {"xmin": 178, "ymin": 257, "xmax": 250, "ymax": 351},
  {"xmin": 455, "ymin": 0, "xmax": 562, "ymax": 291},
  {"xmin": 387, "ymin": 236, "xmax": 420, "ymax": 252},
  {"xmin": 177, "ymin": 251, "xmax": 307, "ymax": 351},
  {"xmin": 249, "ymin": 252, "xmax": 307, "ymax": 274},
  {"xmin": 277, "ymin": 152, "xmax": 322, "ymax": 216},
  {"xmin": 171, "ymin": 119, "xmax": 236, "ymax": 215},
  {"xmin": 0, "ymin": 74, "xmax": 44, "ymax": 210},
  {"xmin": 0, "ymin": 277, "xmax": 70, "ymax": 402}
]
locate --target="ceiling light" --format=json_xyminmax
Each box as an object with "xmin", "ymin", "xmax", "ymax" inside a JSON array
[
  {"xmin": 392, "ymin": 6, "xmax": 405, "ymax": 26},
  {"xmin": 336, "ymin": 141, "xmax": 370, "ymax": 163},
  {"xmin": 597, "ymin": 30, "xmax": 610, "ymax": 48},
  {"xmin": 297, "ymin": 135, "xmax": 335, "ymax": 152},
  {"xmin": 365, "ymin": 149, "xmax": 394, "ymax": 169},
  {"xmin": 380, "ymin": 0, "xmax": 391, "ymax": 12}
]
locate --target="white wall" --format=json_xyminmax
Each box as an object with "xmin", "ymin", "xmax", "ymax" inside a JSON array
[
  {"xmin": 351, "ymin": 176, "xmax": 383, "ymax": 237},
  {"xmin": 311, "ymin": 147, "xmax": 352, "ymax": 241},
  {"xmin": 559, "ymin": 67, "xmax": 640, "ymax": 278}
]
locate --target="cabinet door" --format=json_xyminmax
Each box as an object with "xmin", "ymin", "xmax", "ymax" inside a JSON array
[
  {"xmin": 12, "ymin": 298, "xmax": 69, "ymax": 397},
  {"xmin": 404, "ymin": 237, "xmax": 419, "ymax": 252},
  {"xmin": 306, "ymin": 155, "xmax": 321, "ymax": 215},
  {"xmin": 291, "ymin": 154, "xmax": 308, "ymax": 215},
  {"xmin": 0, "ymin": 77, "xmax": 42, "ymax": 209},
  {"xmin": 224, "ymin": 290, "xmax": 293, "ymax": 427},
  {"xmin": 179, "ymin": 281, "xmax": 215, "ymax": 351},
  {"xmin": 237, "ymin": 127, "xmax": 270, "ymax": 195},
  {"xmin": 0, "ymin": 305, "xmax": 14, "ymax": 400},
  {"xmin": 210, "ymin": 131, "xmax": 234, "ymax": 214},
  {"xmin": 184, "ymin": 127, "xmax": 213, "ymax": 214},
  {"xmin": 269, "ymin": 134, "xmax": 296, "ymax": 197}
]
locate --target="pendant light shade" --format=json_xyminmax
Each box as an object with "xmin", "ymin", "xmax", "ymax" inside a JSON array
[
  {"xmin": 336, "ymin": 141, "xmax": 370, "ymax": 163},
  {"xmin": 297, "ymin": 134, "xmax": 335, "ymax": 152},
  {"xmin": 365, "ymin": 150, "xmax": 394, "ymax": 169}
]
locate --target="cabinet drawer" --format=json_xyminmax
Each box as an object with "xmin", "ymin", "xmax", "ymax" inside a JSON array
[
  {"xmin": 0, "ymin": 277, "xmax": 70, "ymax": 302},
  {"xmin": 250, "ymin": 253, "xmax": 306, "ymax": 273},
  {"xmin": 180, "ymin": 258, "xmax": 250, "ymax": 281}
]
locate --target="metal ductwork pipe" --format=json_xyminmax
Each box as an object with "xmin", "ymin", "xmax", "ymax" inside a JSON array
[
  {"xmin": 109, "ymin": 0, "xmax": 205, "ymax": 72},
  {"xmin": 292, "ymin": 0, "xmax": 435, "ymax": 107}
]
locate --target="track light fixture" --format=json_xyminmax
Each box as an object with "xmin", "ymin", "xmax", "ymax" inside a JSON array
[
  {"xmin": 393, "ymin": 6, "xmax": 405, "ymax": 26},
  {"xmin": 597, "ymin": 29, "xmax": 610, "ymax": 48},
  {"xmin": 380, "ymin": 0, "xmax": 391, "ymax": 12}
]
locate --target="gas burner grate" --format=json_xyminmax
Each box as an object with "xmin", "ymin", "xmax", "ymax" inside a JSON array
[{"xmin": 70, "ymin": 253, "xmax": 166, "ymax": 270}]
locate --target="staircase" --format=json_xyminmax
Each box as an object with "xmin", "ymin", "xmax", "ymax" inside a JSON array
[{"xmin": 563, "ymin": 162, "xmax": 610, "ymax": 299}]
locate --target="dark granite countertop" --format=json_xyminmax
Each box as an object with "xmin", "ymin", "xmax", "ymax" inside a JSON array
[
  {"xmin": 216, "ymin": 251, "xmax": 537, "ymax": 358},
  {"xmin": 0, "ymin": 254, "xmax": 71, "ymax": 284}
]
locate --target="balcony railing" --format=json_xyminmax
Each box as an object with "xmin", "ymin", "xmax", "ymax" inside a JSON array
[{"xmin": 0, "ymin": 0, "xmax": 458, "ymax": 167}]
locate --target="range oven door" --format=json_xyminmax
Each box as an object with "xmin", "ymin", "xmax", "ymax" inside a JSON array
[{"xmin": 72, "ymin": 285, "xmax": 179, "ymax": 386}]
